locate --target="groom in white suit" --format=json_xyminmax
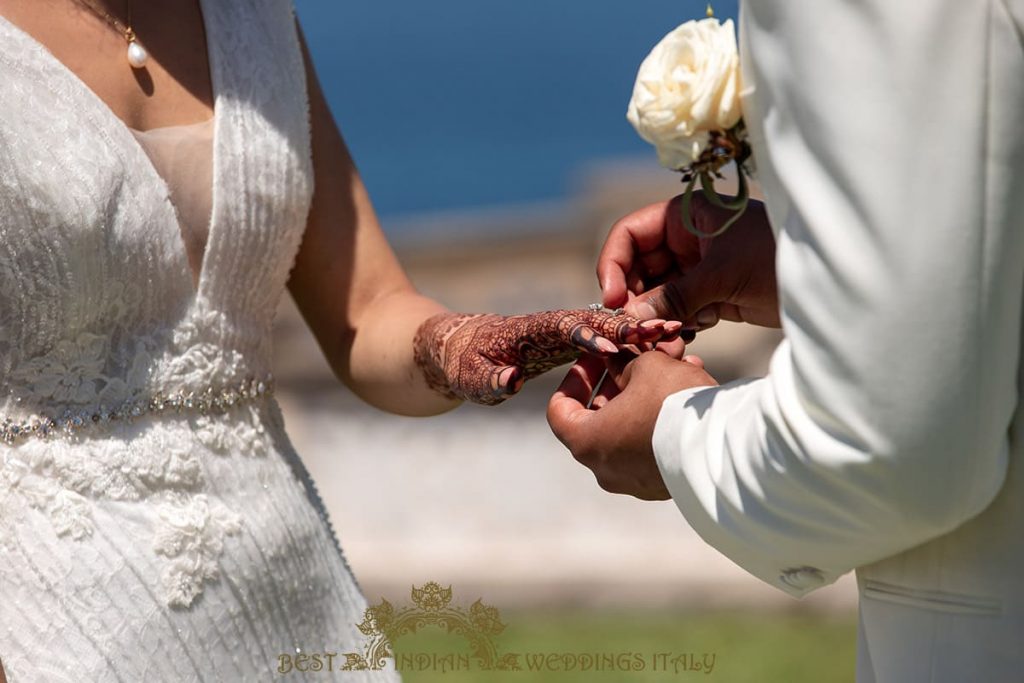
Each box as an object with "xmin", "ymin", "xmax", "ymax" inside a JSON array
[{"xmin": 548, "ymin": 1, "xmax": 1024, "ymax": 680}]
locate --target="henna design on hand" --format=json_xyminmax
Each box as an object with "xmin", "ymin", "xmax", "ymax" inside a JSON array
[{"xmin": 413, "ymin": 308, "xmax": 681, "ymax": 406}]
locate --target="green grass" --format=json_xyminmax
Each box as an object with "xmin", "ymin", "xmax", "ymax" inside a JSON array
[{"xmin": 390, "ymin": 609, "xmax": 857, "ymax": 683}]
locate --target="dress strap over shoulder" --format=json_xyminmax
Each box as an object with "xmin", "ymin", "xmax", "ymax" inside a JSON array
[{"xmin": 194, "ymin": 0, "xmax": 314, "ymax": 324}]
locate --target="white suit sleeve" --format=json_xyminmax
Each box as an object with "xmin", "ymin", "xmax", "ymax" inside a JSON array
[{"xmin": 653, "ymin": 0, "xmax": 1024, "ymax": 597}]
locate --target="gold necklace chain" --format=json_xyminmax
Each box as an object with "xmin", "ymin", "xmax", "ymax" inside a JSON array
[
  {"xmin": 73, "ymin": 0, "xmax": 136, "ymax": 44},
  {"xmin": 71, "ymin": 0, "xmax": 149, "ymax": 68}
]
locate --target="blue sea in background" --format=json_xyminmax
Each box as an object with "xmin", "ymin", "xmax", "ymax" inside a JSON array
[{"xmin": 294, "ymin": 0, "xmax": 740, "ymax": 225}]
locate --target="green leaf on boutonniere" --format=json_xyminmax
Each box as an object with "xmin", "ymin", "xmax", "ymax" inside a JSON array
[{"xmin": 681, "ymin": 162, "xmax": 750, "ymax": 239}]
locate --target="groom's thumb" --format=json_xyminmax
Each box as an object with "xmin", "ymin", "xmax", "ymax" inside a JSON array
[{"xmin": 624, "ymin": 271, "xmax": 720, "ymax": 327}]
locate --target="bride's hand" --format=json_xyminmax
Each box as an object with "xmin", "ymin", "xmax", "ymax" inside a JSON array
[{"xmin": 413, "ymin": 308, "xmax": 682, "ymax": 405}]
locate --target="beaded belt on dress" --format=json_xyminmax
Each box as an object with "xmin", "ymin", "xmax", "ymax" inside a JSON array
[{"xmin": 0, "ymin": 374, "xmax": 274, "ymax": 444}]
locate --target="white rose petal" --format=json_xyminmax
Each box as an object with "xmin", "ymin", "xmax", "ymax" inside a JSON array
[{"xmin": 627, "ymin": 17, "xmax": 742, "ymax": 170}]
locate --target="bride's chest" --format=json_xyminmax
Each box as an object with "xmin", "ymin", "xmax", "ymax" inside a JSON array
[{"xmin": 0, "ymin": 0, "xmax": 314, "ymax": 369}]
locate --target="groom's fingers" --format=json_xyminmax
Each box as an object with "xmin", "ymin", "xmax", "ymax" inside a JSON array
[
  {"xmin": 547, "ymin": 359, "xmax": 606, "ymax": 448},
  {"xmin": 624, "ymin": 267, "xmax": 720, "ymax": 326},
  {"xmin": 588, "ymin": 351, "xmax": 633, "ymax": 408},
  {"xmin": 568, "ymin": 354, "xmax": 608, "ymax": 400},
  {"xmin": 637, "ymin": 249, "xmax": 677, "ymax": 283},
  {"xmin": 599, "ymin": 195, "xmax": 705, "ymax": 307},
  {"xmin": 598, "ymin": 199, "xmax": 678, "ymax": 309},
  {"xmin": 655, "ymin": 337, "xmax": 689, "ymax": 359}
]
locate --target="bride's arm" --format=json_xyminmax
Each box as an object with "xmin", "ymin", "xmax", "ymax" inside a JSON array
[
  {"xmin": 285, "ymin": 27, "xmax": 459, "ymax": 416},
  {"xmin": 285, "ymin": 27, "xmax": 675, "ymax": 415}
]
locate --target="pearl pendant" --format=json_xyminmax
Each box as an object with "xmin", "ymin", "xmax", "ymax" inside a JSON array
[{"xmin": 126, "ymin": 40, "xmax": 149, "ymax": 69}]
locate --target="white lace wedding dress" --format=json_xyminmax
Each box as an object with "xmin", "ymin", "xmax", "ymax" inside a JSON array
[{"xmin": 0, "ymin": 1, "xmax": 397, "ymax": 680}]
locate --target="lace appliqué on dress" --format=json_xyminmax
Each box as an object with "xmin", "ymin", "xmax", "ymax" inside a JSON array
[
  {"xmin": 8, "ymin": 333, "xmax": 108, "ymax": 404},
  {"xmin": 152, "ymin": 491, "xmax": 243, "ymax": 608},
  {"xmin": 1, "ymin": 304, "xmax": 272, "ymax": 609},
  {"xmin": 8, "ymin": 331, "xmax": 155, "ymax": 410},
  {"xmin": 0, "ymin": 419, "xmax": 253, "ymax": 608}
]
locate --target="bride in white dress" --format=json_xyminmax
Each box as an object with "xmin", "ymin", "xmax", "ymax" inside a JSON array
[{"xmin": 0, "ymin": 0, "xmax": 680, "ymax": 680}]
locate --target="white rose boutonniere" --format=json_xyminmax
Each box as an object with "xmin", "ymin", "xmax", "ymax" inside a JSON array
[{"xmin": 627, "ymin": 5, "xmax": 753, "ymax": 237}]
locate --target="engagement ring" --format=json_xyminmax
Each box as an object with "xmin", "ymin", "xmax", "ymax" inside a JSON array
[{"xmin": 587, "ymin": 303, "xmax": 625, "ymax": 315}]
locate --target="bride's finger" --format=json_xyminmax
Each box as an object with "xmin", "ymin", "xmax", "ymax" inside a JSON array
[
  {"xmin": 638, "ymin": 318, "xmax": 685, "ymax": 342},
  {"xmin": 582, "ymin": 311, "xmax": 677, "ymax": 345},
  {"xmin": 451, "ymin": 352, "xmax": 522, "ymax": 406},
  {"xmin": 658, "ymin": 320, "xmax": 684, "ymax": 341},
  {"xmin": 569, "ymin": 324, "xmax": 620, "ymax": 355},
  {"xmin": 492, "ymin": 365, "xmax": 524, "ymax": 394}
]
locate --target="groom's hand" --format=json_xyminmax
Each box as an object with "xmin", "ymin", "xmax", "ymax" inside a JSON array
[
  {"xmin": 598, "ymin": 193, "xmax": 781, "ymax": 330},
  {"xmin": 547, "ymin": 350, "xmax": 717, "ymax": 500}
]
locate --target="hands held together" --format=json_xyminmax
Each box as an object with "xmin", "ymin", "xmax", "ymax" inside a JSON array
[
  {"xmin": 601, "ymin": 192, "xmax": 779, "ymax": 330},
  {"xmin": 548, "ymin": 192, "xmax": 779, "ymax": 499},
  {"xmin": 411, "ymin": 190, "xmax": 778, "ymax": 500},
  {"xmin": 413, "ymin": 307, "xmax": 683, "ymax": 406}
]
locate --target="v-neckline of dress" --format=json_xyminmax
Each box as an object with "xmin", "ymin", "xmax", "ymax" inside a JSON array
[{"xmin": 0, "ymin": 0, "xmax": 222, "ymax": 303}]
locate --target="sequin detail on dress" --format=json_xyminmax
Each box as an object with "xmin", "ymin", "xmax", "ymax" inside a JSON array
[{"xmin": 0, "ymin": 374, "xmax": 273, "ymax": 444}]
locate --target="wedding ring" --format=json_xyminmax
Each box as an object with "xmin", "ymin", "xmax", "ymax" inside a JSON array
[{"xmin": 587, "ymin": 303, "xmax": 625, "ymax": 315}]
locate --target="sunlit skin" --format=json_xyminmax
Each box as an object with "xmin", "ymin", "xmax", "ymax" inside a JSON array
[
  {"xmin": 415, "ymin": 310, "xmax": 681, "ymax": 405},
  {"xmin": 599, "ymin": 192, "xmax": 780, "ymax": 329},
  {"xmin": 548, "ymin": 192, "xmax": 779, "ymax": 499}
]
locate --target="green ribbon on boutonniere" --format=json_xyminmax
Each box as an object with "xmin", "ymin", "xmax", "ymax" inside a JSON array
[{"xmin": 681, "ymin": 170, "xmax": 749, "ymax": 238}]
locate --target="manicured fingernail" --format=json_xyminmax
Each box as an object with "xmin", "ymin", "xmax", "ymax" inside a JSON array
[
  {"xmin": 595, "ymin": 337, "xmax": 619, "ymax": 353},
  {"xmin": 640, "ymin": 319, "xmax": 663, "ymax": 329},
  {"xmin": 625, "ymin": 301, "xmax": 658, "ymax": 320},
  {"xmin": 681, "ymin": 328, "xmax": 697, "ymax": 343},
  {"xmin": 663, "ymin": 321, "xmax": 683, "ymax": 333},
  {"xmin": 499, "ymin": 367, "xmax": 519, "ymax": 388}
]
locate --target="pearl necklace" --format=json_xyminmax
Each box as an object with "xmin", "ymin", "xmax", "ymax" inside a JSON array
[{"xmin": 73, "ymin": 0, "xmax": 149, "ymax": 69}]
